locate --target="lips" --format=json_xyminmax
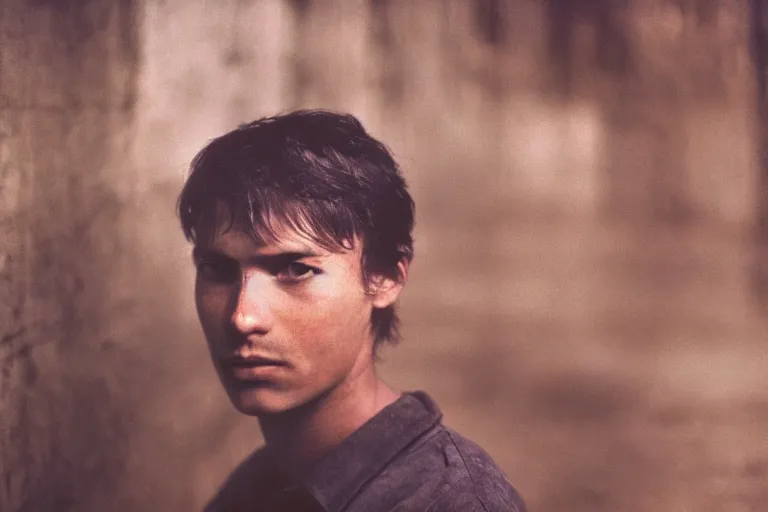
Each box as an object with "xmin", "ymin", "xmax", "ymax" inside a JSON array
[
  {"xmin": 226, "ymin": 355, "xmax": 285, "ymax": 367},
  {"xmin": 220, "ymin": 355, "xmax": 288, "ymax": 381}
]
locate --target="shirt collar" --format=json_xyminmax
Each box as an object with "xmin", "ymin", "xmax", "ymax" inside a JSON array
[{"xmin": 297, "ymin": 391, "xmax": 443, "ymax": 511}]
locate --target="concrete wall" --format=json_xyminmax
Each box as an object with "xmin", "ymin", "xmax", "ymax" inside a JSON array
[
  {"xmin": 2, "ymin": 1, "xmax": 767, "ymax": 511},
  {"xmin": 0, "ymin": 2, "xmax": 140, "ymax": 511}
]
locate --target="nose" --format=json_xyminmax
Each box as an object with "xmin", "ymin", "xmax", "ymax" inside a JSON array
[{"xmin": 231, "ymin": 273, "xmax": 274, "ymax": 335}]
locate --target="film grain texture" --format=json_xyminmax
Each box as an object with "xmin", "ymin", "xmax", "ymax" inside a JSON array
[{"xmin": 2, "ymin": 1, "xmax": 767, "ymax": 511}]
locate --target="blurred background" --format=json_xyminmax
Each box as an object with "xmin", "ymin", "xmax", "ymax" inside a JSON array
[{"xmin": 2, "ymin": 0, "xmax": 768, "ymax": 510}]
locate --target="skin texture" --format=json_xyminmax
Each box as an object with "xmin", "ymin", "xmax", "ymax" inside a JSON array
[{"xmin": 193, "ymin": 218, "xmax": 406, "ymax": 475}]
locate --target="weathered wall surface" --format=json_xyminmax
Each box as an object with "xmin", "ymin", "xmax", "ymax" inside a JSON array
[
  {"xmin": 129, "ymin": 2, "xmax": 768, "ymax": 512},
  {"xmin": 3, "ymin": 1, "xmax": 768, "ymax": 511},
  {"xmin": 0, "ymin": 2, "xmax": 140, "ymax": 511}
]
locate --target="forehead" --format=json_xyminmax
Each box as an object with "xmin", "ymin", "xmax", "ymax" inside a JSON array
[
  {"xmin": 198, "ymin": 224, "xmax": 325, "ymax": 257},
  {"xmin": 195, "ymin": 200, "xmax": 356, "ymax": 250},
  {"xmin": 195, "ymin": 209, "xmax": 359, "ymax": 260}
]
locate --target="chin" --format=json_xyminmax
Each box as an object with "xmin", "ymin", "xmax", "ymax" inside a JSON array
[{"xmin": 227, "ymin": 385, "xmax": 306, "ymax": 417}]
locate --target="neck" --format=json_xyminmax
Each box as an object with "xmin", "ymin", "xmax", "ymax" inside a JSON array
[{"xmin": 258, "ymin": 357, "xmax": 399, "ymax": 479}]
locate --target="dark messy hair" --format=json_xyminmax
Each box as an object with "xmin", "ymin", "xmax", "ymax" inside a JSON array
[{"xmin": 178, "ymin": 109, "xmax": 415, "ymax": 347}]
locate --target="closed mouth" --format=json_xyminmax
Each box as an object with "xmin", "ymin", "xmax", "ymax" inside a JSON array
[
  {"xmin": 224, "ymin": 356, "xmax": 287, "ymax": 368},
  {"xmin": 222, "ymin": 355, "xmax": 289, "ymax": 384}
]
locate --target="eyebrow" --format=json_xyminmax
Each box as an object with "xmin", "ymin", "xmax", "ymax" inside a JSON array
[{"xmin": 192, "ymin": 246, "xmax": 324, "ymax": 266}]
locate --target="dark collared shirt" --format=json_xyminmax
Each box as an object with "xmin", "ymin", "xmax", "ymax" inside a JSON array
[{"xmin": 205, "ymin": 391, "xmax": 526, "ymax": 512}]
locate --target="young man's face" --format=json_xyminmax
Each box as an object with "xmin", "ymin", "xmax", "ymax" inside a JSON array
[{"xmin": 193, "ymin": 218, "xmax": 398, "ymax": 416}]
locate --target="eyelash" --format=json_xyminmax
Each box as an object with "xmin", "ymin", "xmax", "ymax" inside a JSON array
[
  {"xmin": 196, "ymin": 260, "xmax": 319, "ymax": 284},
  {"xmin": 275, "ymin": 262, "xmax": 319, "ymax": 284}
]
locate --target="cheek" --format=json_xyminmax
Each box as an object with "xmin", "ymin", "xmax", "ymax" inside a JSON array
[
  {"xmin": 289, "ymin": 285, "xmax": 372, "ymax": 352},
  {"xmin": 195, "ymin": 282, "xmax": 232, "ymax": 333},
  {"xmin": 279, "ymin": 276, "xmax": 361, "ymax": 325}
]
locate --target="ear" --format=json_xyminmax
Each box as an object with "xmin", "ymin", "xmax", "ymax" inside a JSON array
[{"xmin": 370, "ymin": 259, "xmax": 409, "ymax": 309}]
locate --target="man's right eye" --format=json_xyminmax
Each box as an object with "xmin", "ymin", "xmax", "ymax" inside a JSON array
[{"xmin": 197, "ymin": 260, "xmax": 238, "ymax": 282}]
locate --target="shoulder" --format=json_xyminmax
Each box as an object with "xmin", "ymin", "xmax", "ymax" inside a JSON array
[
  {"xmin": 427, "ymin": 427, "xmax": 527, "ymax": 512},
  {"xmin": 203, "ymin": 448, "xmax": 270, "ymax": 512}
]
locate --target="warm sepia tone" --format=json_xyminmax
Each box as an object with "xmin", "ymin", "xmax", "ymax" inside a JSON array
[{"xmin": 2, "ymin": 1, "xmax": 768, "ymax": 511}]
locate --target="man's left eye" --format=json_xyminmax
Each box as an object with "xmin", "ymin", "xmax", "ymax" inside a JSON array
[{"xmin": 276, "ymin": 262, "xmax": 316, "ymax": 282}]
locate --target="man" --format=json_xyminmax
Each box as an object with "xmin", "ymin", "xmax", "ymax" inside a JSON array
[{"xmin": 178, "ymin": 110, "xmax": 526, "ymax": 511}]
